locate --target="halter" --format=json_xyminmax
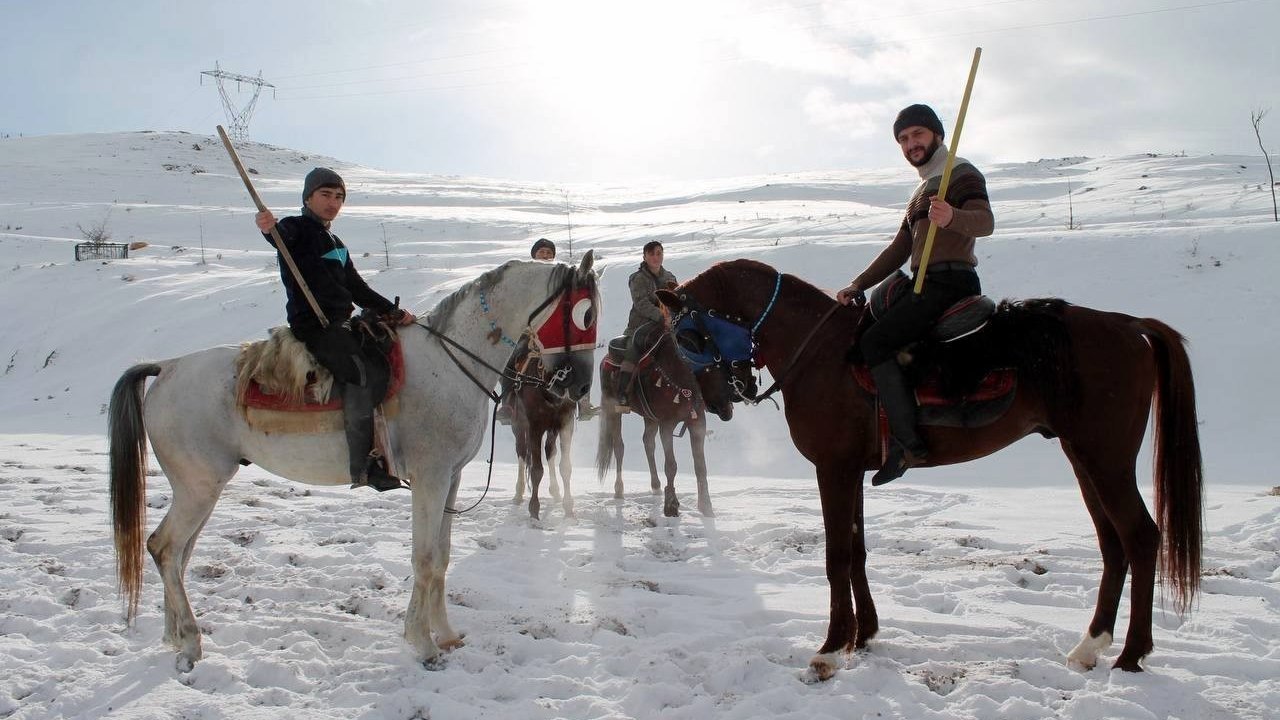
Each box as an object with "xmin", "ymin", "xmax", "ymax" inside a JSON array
[
  {"xmin": 417, "ymin": 267, "xmax": 598, "ymax": 514},
  {"xmin": 671, "ymin": 270, "xmax": 837, "ymax": 405}
]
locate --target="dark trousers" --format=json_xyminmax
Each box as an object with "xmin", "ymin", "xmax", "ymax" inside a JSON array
[
  {"xmin": 293, "ymin": 322, "xmax": 392, "ymax": 480},
  {"xmin": 860, "ymin": 268, "xmax": 981, "ymax": 367},
  {"xmin": 292, "ymin": 322, "xmax": 390, "ymax": 401}
]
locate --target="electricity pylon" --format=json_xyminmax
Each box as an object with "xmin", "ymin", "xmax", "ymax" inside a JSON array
[{"xmin": 200, "ymin": 62, "xmax": 275, "ymax": 142}]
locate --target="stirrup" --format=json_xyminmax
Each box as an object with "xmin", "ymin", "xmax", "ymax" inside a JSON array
[
  {"xmin": 352, "ymin": 456, "xmax": 409, "ymax": 492},
  {"xmin": 577, "ymin": 403, "xmax": 600, "ymax": 421},
  {"xmin": 872, "ymin": 444, "xmax": 927, "ymax": 486}
]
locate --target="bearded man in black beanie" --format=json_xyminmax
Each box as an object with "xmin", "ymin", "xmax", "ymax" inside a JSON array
[
  {"xmin": 254, "ymin": 167, "xmax": 417, "ymax": 491},
  {"xmin": 835, "ymin": 104, "xmax": 995, "ymax": 485}
]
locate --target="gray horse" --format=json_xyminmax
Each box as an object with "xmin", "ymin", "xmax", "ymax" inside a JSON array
[{"xmin": 109, "ymin": 254, "xmax": 598, "ymax": 670}]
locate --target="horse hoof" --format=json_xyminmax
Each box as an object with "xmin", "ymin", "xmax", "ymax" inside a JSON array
[
  {"xmin": 422, "ymin": 654, "xmax": 448, "ymax": 671},
  {"xmin": 175, "ymin": 654, "xmax": 196, "ymax": 673},
  {"xmin": 805, "ymin": 654, "xmax": 840, "ymax": 682}
]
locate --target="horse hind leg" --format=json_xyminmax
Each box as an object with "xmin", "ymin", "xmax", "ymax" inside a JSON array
[
  {"xmin": 1061, "ymin": 440, "xmax": 1157, "ymax": 672},
  {"xmin": 642, "ymin": 418, "xmax": 662, "ymax": 496},
  {"xmin": 146, "ymin": 461, "xmax": 235, "ymax": 670}
]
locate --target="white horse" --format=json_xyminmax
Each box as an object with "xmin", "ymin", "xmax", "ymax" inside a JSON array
[{"xmin": 109, "ymin": 253, "xmax": 598, "ymax": 670}]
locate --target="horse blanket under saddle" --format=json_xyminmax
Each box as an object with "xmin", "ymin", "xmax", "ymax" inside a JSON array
[{"xmin": 235, "ymin": 327, "xmax": 406, "ymax": 433}]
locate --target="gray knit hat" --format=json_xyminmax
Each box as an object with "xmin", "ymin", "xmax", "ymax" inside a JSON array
[
  {"xmin": 893, "ymin": 104, "xmax": 945, "ymax": 139},
  {"xmin": 303, "ymin": 167, "xmax": 346, "ymax": 202}
]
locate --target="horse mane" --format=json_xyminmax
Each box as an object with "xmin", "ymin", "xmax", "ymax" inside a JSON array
[
  {"xmin": 234, "ymin": 327, "xmax": 334, "ymax": 407},
  {"xmin": 940, "ymin": 298, "xmax": 1077, "ymax": 407},
  {"xmin": 425, "ymin": 259, "xmax": 588, "ymax": 328}
]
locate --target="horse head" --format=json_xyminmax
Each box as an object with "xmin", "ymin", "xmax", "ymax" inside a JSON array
[
  {"xmin": 527, "ymin": 250, "xmax": 599, "ymax": 402},
  {"xmin": 656, "ymin": 287, "xmax": 753, "ymax": 422}
]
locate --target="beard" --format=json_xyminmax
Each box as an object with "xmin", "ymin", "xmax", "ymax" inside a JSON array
[{"xmin": 905, "ymin": 137, "xmax": 943, "ymax": 167}]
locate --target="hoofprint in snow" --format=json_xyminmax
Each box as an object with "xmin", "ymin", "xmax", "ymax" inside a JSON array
[
  {"xmin": 2, "ymin": 435, "xmax": 1276, "ymax": 719},
  {"xmin": 1, "ymin": 132, "xmax": 1278, "ymax": 718}
]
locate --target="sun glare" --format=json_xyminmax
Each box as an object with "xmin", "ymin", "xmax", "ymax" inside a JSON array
[{"xmin": 511, "ymin": 1, "xmax": 718, "ymax": 140}]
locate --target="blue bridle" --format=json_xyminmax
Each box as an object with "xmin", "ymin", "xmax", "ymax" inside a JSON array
[{"xmin": 671, "ymin": 271, "xmax": 781, "ymax": 373}]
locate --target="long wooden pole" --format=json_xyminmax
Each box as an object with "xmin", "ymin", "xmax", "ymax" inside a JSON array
[
  {"xmin": 216, "ymin": 125, "xmax": 329, "ymax": 328},
  {"xmin": 913, "ymin": 47, "xmax": 982, "ymax": 295}
]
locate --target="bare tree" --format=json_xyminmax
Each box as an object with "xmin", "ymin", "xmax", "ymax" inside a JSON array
[
  {"xmin": 77, "ymin": 208, "xmax": 114, "ymax": 245},
  {"xmin": 1252, "ymin": 108, "xmax": 1278, "ymax": 222}
]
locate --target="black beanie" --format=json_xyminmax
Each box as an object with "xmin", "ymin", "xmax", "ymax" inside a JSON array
[
  {"xmin": 303, "ymin": 167, "xmax": 346, "ymax": 202},
  {"xmin": 530, "ymin": 238, "xmax": 556, "ymax": 258},
  {"xmin": 893, "ymin": 104, "xmax": 945, "ymax": 140}
]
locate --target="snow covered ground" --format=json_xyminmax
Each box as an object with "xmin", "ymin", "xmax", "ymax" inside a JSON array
[{"xmin": 0, "ymin": 132, "xmax": 1276, "ymax": 718}]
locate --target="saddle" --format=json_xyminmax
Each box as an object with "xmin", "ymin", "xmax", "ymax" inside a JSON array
[
  {"xmin": 853, "ymin": 269, "xmax": 1017, "ymax": 429},
  {"xmin": 235, "ymin": 323, "xmax": 405, "ymax": 434},
  {"xmin": 603, "ymin": 335, "xmax": 699, "ymax": 422}
]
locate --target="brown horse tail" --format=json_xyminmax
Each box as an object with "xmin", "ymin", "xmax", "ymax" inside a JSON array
[
  {"xmin": 108, "ymin": 362, "xmax": 162, "ymax": 623},
  {"xmin": 1142, "ymin": 318, "xmax": 1203, "ymax": 615},
  {"xmin": 595, "ymin": 400, "xmax": 621, "ymax": 481}
]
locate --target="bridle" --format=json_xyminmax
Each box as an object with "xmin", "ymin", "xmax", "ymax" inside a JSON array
[
  {"xmin": 415, "ymin": 269, "xmax": 597, "ymax": 514},
  {"xmin": 670, "ymin": 270, "xmax": 838, "ymax": 406}
]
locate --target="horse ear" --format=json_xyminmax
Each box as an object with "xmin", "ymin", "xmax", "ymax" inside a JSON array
[
  {"xmin": 655, "ymin": 288, "xmax": 682, "ymax": 311},
  {"xmin": 577, "ymin": 250, "xmax": 595, "ymax": 277}
]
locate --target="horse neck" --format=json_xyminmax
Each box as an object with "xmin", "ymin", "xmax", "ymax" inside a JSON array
[
  {"xmin": 442, "ymin": 262, "xmax": 568, "ymax": 368},
  {"xmin": 744, "ymin": 272, "xmax": 853, "ymax": 376}
]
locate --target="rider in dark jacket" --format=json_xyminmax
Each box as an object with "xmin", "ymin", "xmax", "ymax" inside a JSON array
[{"xmin": 255, "ymin": 167, "xmax": 417, "ymax": 490}]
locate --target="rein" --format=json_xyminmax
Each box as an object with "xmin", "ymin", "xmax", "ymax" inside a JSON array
[{"xmin": 747, "ymin": 302, "xmax": 840, "ymax": 404}]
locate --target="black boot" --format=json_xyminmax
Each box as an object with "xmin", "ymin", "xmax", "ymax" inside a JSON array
[
  {"xmin": 869, "ymin": 361, "xmax": 928, "ymax": 486},
  {"xmin": 343, "ymin": 382, "xmax": 405, "ymax": 491},
  {"xmin": 616, "ymin": 370, "xmax": 635, "ymax": 412}
]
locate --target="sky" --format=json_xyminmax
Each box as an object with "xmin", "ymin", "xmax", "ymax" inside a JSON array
[{"xmin": 3, "ymin": 0, "xmax": 1277, "ymax": 182}]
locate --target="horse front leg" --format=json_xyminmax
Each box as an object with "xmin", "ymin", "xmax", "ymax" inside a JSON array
[
  {"xmin": 428, "ymin": 470, "xmax": 465, "ymax": 652},
  {"xmin": 808, "ymin": 462, "xmax": 863, "ymax": 681},
  {"xmin": 544, "ymin": 428, "xmax": 562, "ymax": 503},
  {"xmin": 689, "ymin": 420, "xmax": 713, "ymax": 517},
  {"xmin": 642, "ymin": 418, "xmax": 661, "ymax": 496},
  {"xmin": 513, "ymin": 458, "xmax": 527, "ymax": 506},
  {"xmin": 527, "ymin": 444, "xmax": 545, "ymax": 521},
  {"xmin": 659, "ymin": 421, "xmax": 680, "ymax": 517},
  {"xmin": 404, "ymin": 468, "xmax": 454, "ymax": 667},
  {"xmin": 557, "ymin": 420, "xmax": 575, "ymax": 517}
]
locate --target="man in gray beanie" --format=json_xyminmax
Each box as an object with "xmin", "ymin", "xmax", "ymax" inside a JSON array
[
  {"xmin": 836, "ymin": 104, "xmax": 995, "ymax": 485},
  {"xmin": 254, "ymin": 167, "xmax": 417, "ymax": 491}
]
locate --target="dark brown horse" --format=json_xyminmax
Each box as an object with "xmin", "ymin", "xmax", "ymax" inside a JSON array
[
  {"xmin": 596, "ymin": 329, "xmax": 714, "ymax": 517},
  {"xmin": 507, "ymin": 350, "xmax": 578, "ymax": 519},
  {"xmin": 657, "ymin": 259, "xmax": 1202, "ymax": 679}
]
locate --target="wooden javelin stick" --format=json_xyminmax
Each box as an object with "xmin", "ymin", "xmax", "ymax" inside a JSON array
[
  {"xmin": 216, "ymin": 125, "xmax": 329, "ymax": 329},
  {"xmin": 913, "ymin": 47, "xmax": 983, "ymax": 295}
]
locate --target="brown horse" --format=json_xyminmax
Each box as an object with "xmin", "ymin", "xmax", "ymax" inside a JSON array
[
  {"xmin": 507, "ymin": 350, "xmax": 578, "ymax": 519},
  {"xmin": 596, "ymin": 329, "xmax": 714, "ymax": 517},
  {"xmin": 656, "ymin": 258, "xmax": 1202, "ymax": 680}
]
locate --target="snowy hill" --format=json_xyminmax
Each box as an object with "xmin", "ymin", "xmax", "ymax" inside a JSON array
[{"xmin": 1, "ymin": 131, "xmax": 1277, "ymax": 719}]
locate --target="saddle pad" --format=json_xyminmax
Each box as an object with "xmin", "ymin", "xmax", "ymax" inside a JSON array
[
  {"xmin": 851, "ymin": 364, "xmax": 1016, "ymax": 406},
  {"xmin": 241, "ymin": 340, "xmax": 406, "ymax": 412}
]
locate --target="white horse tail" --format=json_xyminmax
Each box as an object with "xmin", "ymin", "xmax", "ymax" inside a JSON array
[{"xmin": 109, "ymin": 362, "xmax": 162, "ymax": 622}]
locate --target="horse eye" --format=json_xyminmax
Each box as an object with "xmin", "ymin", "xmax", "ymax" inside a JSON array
[{"xmin": 571, "ymin": 298, "xmax": 595, "ymax": 329}]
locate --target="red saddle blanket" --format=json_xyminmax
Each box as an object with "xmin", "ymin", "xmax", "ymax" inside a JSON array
[
  {"xmin": 241, "ymin": 341, "xmax": 406, "ymax": 412},
  {"xmin": 851, "ymin": 364, "xmax": 1015, "ymax": 406}
]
